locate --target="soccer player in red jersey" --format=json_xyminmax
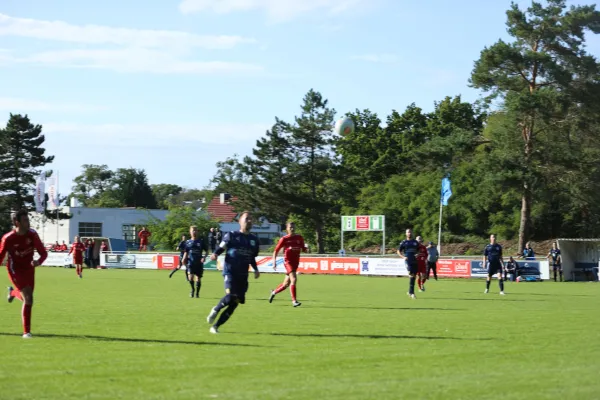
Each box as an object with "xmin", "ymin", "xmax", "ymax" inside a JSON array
[
  {"xmin": 69, "ymin": 236, "xmax": 86, "ymax": 278},
  {"xmin": 0, "ymin": 209, "xmax": 48, "ymax": 338},
  {"xmin": 138, "ymin": 227, "xmax": 151, "ymax": 251},
  {"xmin": 268, "ymin": 221, "xmax": 308, "ymax": 307},
  {"xmin": 416, "ymin": 236, "xmax": 428, "ymax": 292}
]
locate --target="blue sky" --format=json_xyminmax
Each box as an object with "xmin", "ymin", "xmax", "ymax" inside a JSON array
[{"xmin": 1, "ymin": 0, "xmax": 599, "ymax": 197}]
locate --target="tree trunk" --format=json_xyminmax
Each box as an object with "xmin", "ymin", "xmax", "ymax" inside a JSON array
[
  {"xmin": 518, "ymin": 184, "xmax": 532, "ymax": 254},
  {"xmin": 518, "ymin": 123, "xmax": 534, "ymax": 254},
  {"xmin": 315, "ymin": 220, "xmax": 325, "ymax": 254}
]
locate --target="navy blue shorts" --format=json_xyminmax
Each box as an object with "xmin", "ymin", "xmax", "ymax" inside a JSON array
[
  {"xmin": 224, "ymin": 274, "xmax": 249, "ymax": 304},
  {"xmin": 487, "ymin": 262, "xmax": 502, "ymax": 276},
  {"xmin": 187, "ymin": 264, "xmax": 204, "ymax": 277},
  {"xmin": 406, "ymin": 262, "xmax": 418, "ymax": 275},
  {"xmin": 553, "ymin": 264, "xmax": 562, "ymax": 271}
]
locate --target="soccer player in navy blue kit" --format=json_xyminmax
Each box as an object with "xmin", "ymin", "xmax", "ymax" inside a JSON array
[
  {"xmin": 398, "ymin": 228, "xmax": 419, "ymax": 299},
  {"xmin": 207, "ymin": 211, "xmax": 260, "ymax": 334},
  {"xmin": 181, "ymin": 227, "xmax": 208, "ymax": 298},
  {"xmin": 547, "ymin": 242, "xmax": 562, "ymax": 282},
  {"xmin": 484, "ymin": 234, "xmax": 505, "ymax": 295}
]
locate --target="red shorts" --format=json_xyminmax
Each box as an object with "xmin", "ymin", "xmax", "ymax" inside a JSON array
[
  {"xmin": 8, "ymin": 266, "xmax": 35, "ymax": 291},
  {"xmin": 74, "ymin": 255, "xmax": 83, "ymax": 265},
  {"xmin": 284, "ymin": 262, "xmax": 299, "ymax": 274},
  {"xmin": 417, "ymin": 262, "xmax": 427, "ymax": 274},
  {"xmin": 140, "ymin": 241, "xmax": 147, "ymax": 246}
]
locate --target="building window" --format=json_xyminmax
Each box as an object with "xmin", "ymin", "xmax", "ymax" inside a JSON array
[
  {"xmin": 122, "ymin": 224, "xmax": 137, "ymax": 243},
  {"xmin": 79, "ymin": 222, "xmax": 102, "ymax": 238}
]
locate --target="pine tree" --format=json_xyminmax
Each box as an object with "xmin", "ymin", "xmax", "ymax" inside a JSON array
[
  {"xmin": 470, "ymin": 0, "xmax": 600, "ymax": 252},
  {"xmin": 0, "ymin": 114, "xmax": 54, "ymax": 211}
]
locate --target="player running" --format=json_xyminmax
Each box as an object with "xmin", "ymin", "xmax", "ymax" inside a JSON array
[
  {"xmin": 547, "ymin": 242, "xmax": 562, "ymax": 282},
  {"xmin": 181, "ymin": 227, "xmax": 208, "ymax": 298},
  {"xmin": 268, "ymin": 221, "xmax": 308, "ymax": 307},
  {"xmin": 0, "ymin": 209, "xmax": 48, "ymax": 338},
  {"xmin": 416, "ymin": 236, "xmax": 428, "ymax": 292},
  {"xmin": 398, "ymin": 228, "xmax": 419, "ymax": 299},
  {"xmin": 484, "ymin": 234, "xmax": 505, "ymax": 295},
  {"xmin": 69, "ymin": 236, "xmax": 86, "ymax": 278},
  {"xmin": 207, "ymin": 211, "xmax": 260, "ymax": 334},
  {"xmin": 169, "ymin": 235, "xmax": 188, "ymax": 280}
]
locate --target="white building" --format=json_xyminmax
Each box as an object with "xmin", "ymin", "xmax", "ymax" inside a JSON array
[
  {"xmin": 31, "ymin": 204, "xmax": 169, "ymax": 246},
  {"xmin": 31, "ymin": 194, "xmax": 282, "ymax": 249}
]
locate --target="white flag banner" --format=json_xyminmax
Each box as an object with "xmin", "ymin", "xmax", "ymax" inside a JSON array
[
  {"xmin": 46, "ymin": 176, "xmax": 58, "ymax": 208},
  {"xmin": 34, "ymin": 171, "xmax": 46, "ymax": 213}
]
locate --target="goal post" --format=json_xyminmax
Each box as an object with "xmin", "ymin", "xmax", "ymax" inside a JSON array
[{"xmin": 341, "ymin": 215, "xmax": 385, "ymax": 255}]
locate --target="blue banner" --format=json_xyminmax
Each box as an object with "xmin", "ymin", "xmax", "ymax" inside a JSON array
[
  {"xmin": 470, "ymin": 260, "xmax": 487, "ymax": 276},
  {"xmin": 470, "ymin": 260, "xmax": 541, "ymax": 277},
  {"xmin": 441, "ymin": 177, "xmax": 452, "ymax": 206}
]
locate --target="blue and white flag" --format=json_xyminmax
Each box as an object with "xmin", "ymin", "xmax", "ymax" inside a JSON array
[
  {"xmin": 441, "ymin": 176, "xmax": 452, "ymax": 206},
  {"xmin": 34, "ymin": 171, "xmax": 46, "ymax": 213}
]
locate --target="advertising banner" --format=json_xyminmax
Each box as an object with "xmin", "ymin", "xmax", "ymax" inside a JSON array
[
  {"xmin": 135, "ymin": 254, "xmax": 158, "ymax": 269},
  {"xmin": 158, "ymin": 254, "xmax": 218, "ymax": 271},
  {"xmin": 229, "ymin": 256, "xmax": 361, "ymax": 275},
  {"xmin": 45, "ymin": 252, "xmax": 73, "ymax": 267},
  {"xmin": 297, "ymin": 257, "xmax": 360, "ymax": 275},
  {"xmin": 359, "ymin": 258, "xmax": 408, "ymax": 276},
  {"xmin": 104, "ymin": 254, "xmax": 136, "ymax": 269},
  {"xmin": 256, "ymin": 256, "xmax": 287, "ymax": 273},
  {"xmin": 437, "ymin": 259, "xmax": 471, "ymax": 278},
  {"xmin": 515, "ymin": 260, "xmax": 550, "ymax": 280},
  {"xmin": 470, "ymin": 260, "xmax": 488, "ymax": 277},
  {"xmin": 157, "ymin": 255, "xmax": 179, "ymax": 270}
]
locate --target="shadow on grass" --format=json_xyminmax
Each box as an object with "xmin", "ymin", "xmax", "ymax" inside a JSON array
[
  {"xmin": 472, "ymin": 291, "xmax": 592, "ymax": 298},
  {"xmin": 428, "ymin": 297, "xmax": 543, "ymax": 302},
  {"xmin": 232, "ymin": 332, "xmax": 491, "ymax": 341},
  {"xmin": 0, "ymin": 332, "xmax": 265, "ymax": 347},
  {"xmin": 309, "ymin": 306, "xmax": 466, "ymax": 311}
]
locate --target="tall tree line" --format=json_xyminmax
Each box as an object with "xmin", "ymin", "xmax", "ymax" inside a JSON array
[
  {"xmin": 69, "ymin": 164, "xmax": 214, "ymax": 210},
  {"xmin": 213, "ymin": 1, "xmax": 600, "ymax": 254}
]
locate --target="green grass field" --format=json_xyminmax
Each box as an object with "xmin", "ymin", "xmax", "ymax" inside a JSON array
[{"xmin": 0, "ymin": 268, "xmax": 598, "ymax": 400}]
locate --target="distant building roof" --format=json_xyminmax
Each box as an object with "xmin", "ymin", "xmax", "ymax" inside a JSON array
[{"xmin": 206, "ymin": 196, "xmax": 239, "ymax": 222}]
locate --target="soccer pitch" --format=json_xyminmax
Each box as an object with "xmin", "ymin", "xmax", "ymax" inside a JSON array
[{"xmin": 0, "ymin": 268, "xmax": 598, "ymax": 400}]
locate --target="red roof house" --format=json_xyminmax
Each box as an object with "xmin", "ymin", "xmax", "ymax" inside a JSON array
[{"xmin": 205, "ymin": 195, "xmax": 239, "ymax": 222}]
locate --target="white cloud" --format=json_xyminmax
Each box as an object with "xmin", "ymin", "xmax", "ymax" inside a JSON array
[
  {"xmin": 0, "ymin": 97, "xmax": 107, "ymax": 112},
  {"xmin": 0, "ymin": 13, "xmax": 254, "ymax": 50},
  {"xmin": 351, "ymin": 53, "xmax": 398, "ymax": 63},
  {"xmin": 0, "ymin": 13, "xmax": 260, "ymax": 75},
  {"xmin": 179, "ymin": 0, "xmax": 364, "ymax": 22},
  {"xmin": 43, "ymin": 122, "xmax": 271, "ymax": 147},
  {"xmin": 9, "ymin": 48, "xmax": 263, "ymax": 74}
]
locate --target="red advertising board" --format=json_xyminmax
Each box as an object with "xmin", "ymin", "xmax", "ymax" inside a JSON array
[
  {"xmin": 157, "ymin": 254, "xmax": 179, "ymax": 270},
  {"xmin": 297, "ymin": 257, "xmax": 360, "ymax": 275},
  {"xmin": 356, "ymin": 216, "xmax": 370, "ymax": 230},
  {"xmin": 437, "ymin": 259, "xmax": 471, "ymax": 278}
]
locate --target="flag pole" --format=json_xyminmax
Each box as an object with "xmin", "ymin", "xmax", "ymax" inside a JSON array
[
  {"xmin": 437, "ymin": 200, "xmax": 443, "ymax": 256},
  {"xmin": 56, "ymin": 171, "xmax": 60, "ymax": 242}
]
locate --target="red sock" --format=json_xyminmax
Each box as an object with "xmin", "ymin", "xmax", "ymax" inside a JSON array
[
  {"xmin": 290, "ymin": 285, "xmax": 297, "ymax": 301},
  {"xmin": 417, "ymin": 277, "xmax": 422, "ymax": 288},
  {"xmin": 22, "ymin": 304, "xmax": 32, "ymax": 334},
  {"xmin": 274, "ymin": 283, "xmax": 287, "ymax": 294},
  {"xmin": 11, "ymin": 289, "xmax": 23, "ymax": 301}
]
